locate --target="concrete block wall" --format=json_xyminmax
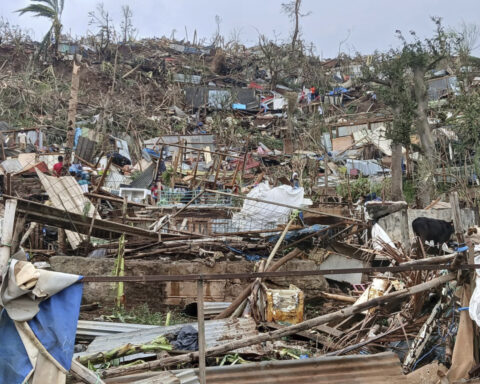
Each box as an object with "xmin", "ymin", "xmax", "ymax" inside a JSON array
[{"xmin": 378, "ymin": 208, "xmax": 477, "ymax": 244}]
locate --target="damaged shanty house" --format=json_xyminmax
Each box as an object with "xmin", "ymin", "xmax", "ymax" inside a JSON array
[{"xmin": 3, "ymin": 3, "xmax": 480, "ymax": 383}]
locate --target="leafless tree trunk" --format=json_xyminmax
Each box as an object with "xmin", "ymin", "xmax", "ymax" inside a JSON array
[
  {"xmin": 413, "ymin": 66, "xmax": 436, "ymax": 207},
  {"xmin": 391, "ymin": 142, "xmax": 404, "ymax": 201},
  {"xmin": 282, "ymin": 0, "xmax": 309, "ymax": 53},
  {"xmin": 292, "ymin": 0, "xmax": 300, "ymax": 51}
]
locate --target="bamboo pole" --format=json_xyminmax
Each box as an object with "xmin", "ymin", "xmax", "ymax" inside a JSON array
[
  {"xmin": 94, "ymin": 156, "xmax": 113, "ymax": 193},
  {"xmin": 101, "ymin": 273, "xmax": 455, "ymax": 379}
]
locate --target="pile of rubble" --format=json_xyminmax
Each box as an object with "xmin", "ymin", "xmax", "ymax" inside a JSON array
[{"xmin": 0, "ymin": 35, "xmax": 479, "ymax": 384}]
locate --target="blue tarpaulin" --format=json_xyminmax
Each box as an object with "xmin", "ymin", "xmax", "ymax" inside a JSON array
[
  {"xmin": 232, "ymin": 103, "xmax": 247, "ymax": 110},
  {"xmin": 268, "ymin": 224, "xmax": 329, "ymax": 243},
  {"xmin": 0, "ymin": 279, "xmax": 83, "ymax": 383},
  {"xmin": 328, "ymin": 87, "xmax": 349, "ymax": 95},
  {"xmin": 73, "ymin": 127, "xmax": 82, "ymax": 149}
]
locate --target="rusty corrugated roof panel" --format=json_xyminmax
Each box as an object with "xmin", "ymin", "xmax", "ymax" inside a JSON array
[{"xmin": 172, "ymin": 352, "xmax": 407, "ymax": 384}]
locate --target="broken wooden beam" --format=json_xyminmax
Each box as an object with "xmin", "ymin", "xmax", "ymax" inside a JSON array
[{"xmin": 11, "ymin": 196, "xmax": 180, "ymax": 241}]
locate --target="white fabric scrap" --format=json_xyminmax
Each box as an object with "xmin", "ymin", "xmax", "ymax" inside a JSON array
[
  {"xmin": 0, "ymin": 260, "xmax": 80, "ymax": 322},
  {"xmin": 371, "ymin": 223, "xmax": 397, "ymax": 251}
]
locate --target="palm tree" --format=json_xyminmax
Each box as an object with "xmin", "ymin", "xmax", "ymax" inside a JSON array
[{"xmin": 17, "ymin": 0, "xmax": 65, "ymax": 56}]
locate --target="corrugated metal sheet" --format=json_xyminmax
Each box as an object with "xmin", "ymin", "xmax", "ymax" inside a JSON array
[
  {"xmin": 174, "ymin": 73, "xmax": 202, "ymax": 84},
  {"xmin": 104, "ymin": 369, "xmax": 198, "ymax": 384},
  {"xmin": 76, "ymin": 136, "xmax": 97, "ymax": 163},
  {"xmin": 76, "ymin": 320, "xmax": 158, "ymax": 339},
  {"xmin": 78, "ymin": 317, "xmax": 263, "ymax": 358},
  {"xmin": 171, "ymin": 352, "xmax": 407, "ymax": 384},
  {"xmin": 36, "ymin": 170, "xmax": 100, "ymax": 249},
  {"xmin": 129, "ymin": 162, "xmax": 155, "ymax": 189},
  {"xmin": 0, "ymin": 158, "xmax": 23, "ymax": 173}
]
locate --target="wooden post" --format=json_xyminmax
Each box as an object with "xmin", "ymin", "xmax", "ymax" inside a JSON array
[
  {"xmin": 170, "ymin": 152, "xmax": 180, "ymax": 189},
  {"xmin": 229, "ymin": 160, "xmax": 241, "ymax": 189},
  {"xmin": 190, "ymin": 150, "xmax": 200, "ymax": 189},
  {"xmin": 197, "ymin": 279, "xmax": 206, "ymax": 384},
  {"xmin": 10, "ymin": 216, "xmax": 26, "ymax": 255},
  {"xmin": 240, "ymin": 137, "xmax": 250, "ymax": 186},
  {"xmin": 406, "ymin": 146, "xmax": 411, "ymax": 179},
  {"xmin": 213, "ymin": 155, "xmax": 224, "ymax": 186},
  {"xmin": 0, "ymin": 199, "xmax": 17, "ymax": 274},
  {"xmin": 0, "ymin": 138, "xmax": 5, "ymax": 161},
  {"xmin": 400, "ymin": 205, "xmax": 410, "ymax": 254},
  {"xmin": 67, "ymin": 61, "xmax": 81, "ymax": 148},
  {"xmin": 58, "ymin": 228, "xmax": 66, "ymax": 254},
  {"xmin": 94, "ymin": 156, "xmax": 113, "ymax": 193},
  {"xmin": 450, "ymin": 192, "xmax": 464, "ymax": 243},
  {"xmin": 324, "ymin": 155, "xmax": 329, "ymax": 196},
  {"xmin": 450, "ymin": 192, "xmax": 467, "ymax": 277},
  {"xmin": 122, "ymin": 196, "xmax": 128, "ymax": 225},
  {"xmin": 5, "ymin": 173, "xmax": 11, "ymax": 196}
]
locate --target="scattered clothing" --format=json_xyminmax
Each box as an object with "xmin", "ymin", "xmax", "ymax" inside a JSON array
[
  {"xmin": 172, "ymin": 325, "xmax": 198, "ymax": 351},
  {"xmin": 68, "ymin": 163, "xmax": 82, "ymax": 175}
]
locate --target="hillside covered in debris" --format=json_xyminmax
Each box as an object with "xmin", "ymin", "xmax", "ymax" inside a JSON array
[{"xmin": 2, "ymin": 1, "xmax": 480, "ymax": 383}]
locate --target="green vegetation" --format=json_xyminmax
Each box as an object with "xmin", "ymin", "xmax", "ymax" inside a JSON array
[
  {"xmin": 336, "ymin": 177, "xmax": 383, "ymax": 202},
  {"xmin": 105, "ymin": 303, "xmax": 190, "ymax": 326}
]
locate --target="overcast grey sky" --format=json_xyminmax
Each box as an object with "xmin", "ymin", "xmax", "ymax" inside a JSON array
[{"xmin": 1, "ymin": 0, "xmax": 479, "ymax": 58}]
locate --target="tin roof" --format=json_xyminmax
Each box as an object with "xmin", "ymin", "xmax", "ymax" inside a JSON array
[{"xmin": 79, "ymin": 317, "xmax": 263, "ymax": 358}]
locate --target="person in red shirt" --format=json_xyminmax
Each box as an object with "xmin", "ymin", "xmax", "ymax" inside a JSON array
[{"xmin": 53, "ymin": 155, "xmax": 64, "ymax": 177}]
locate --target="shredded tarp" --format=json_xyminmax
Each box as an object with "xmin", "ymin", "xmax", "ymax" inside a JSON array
[
  {"xmin": 0, "ymin": 260, "xmax": 83, "ymax": 383},
  {"xmin": 268, "ymin": 224, "xmax": 329, "ymax": 243}
]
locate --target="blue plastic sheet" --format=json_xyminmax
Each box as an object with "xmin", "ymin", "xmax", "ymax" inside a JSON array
[
  {"xmin": 0, "ymin": 279, "xmax": 83, "ymax": 382},
  {"xmin": 73, "ymin": 127, "xmax": 82, "ymax": 149},
  {"xmin": 268, "ymin": 224, "xmax": 329, "ymax": 244}
]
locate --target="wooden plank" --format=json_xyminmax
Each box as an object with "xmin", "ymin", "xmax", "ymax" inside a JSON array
[
  {"xmin": 70, "ymin": 359, "xmax": 106, "ymax": 384},
  {"xmin": 13, "ymin": 197, "xmax": 176, "ymax": 241},
  {"xmin": 316, "ymin": 324, "xmax": 344, "ymax": 338},
  {"xmin": 0, "ymin": 199, "xmax": 16, "ymax": 274}
]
